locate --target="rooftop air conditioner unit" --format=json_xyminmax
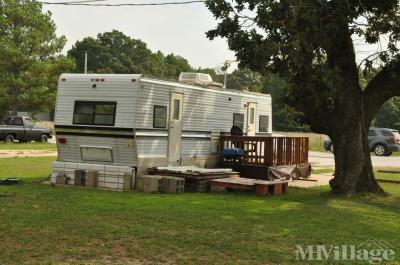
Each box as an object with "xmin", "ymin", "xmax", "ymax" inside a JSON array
[{"xmin": 179, "ymin": 72, "xmax": 223, "ymax": 88}]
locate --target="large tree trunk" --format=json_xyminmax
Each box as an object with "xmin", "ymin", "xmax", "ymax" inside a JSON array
[
  {"xmin": 328, "ymin": 93, "xmax": 384, "ymax": 195},
  {"xmin": 320, "ymin": 19, "xmax": 385, "ymax": 195},
  {"xmin": 329, "ymin": 126, "xmax": 383, "ymax": 195}
]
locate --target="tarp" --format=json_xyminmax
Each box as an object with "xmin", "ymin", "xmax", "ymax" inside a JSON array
[
  {"xmin": 268, "ymin": 165, "xmax": 297, "ymax": 180},
  {"xmin": 268, "ymin": 163, "xmax": 311, "ymax": 181}
]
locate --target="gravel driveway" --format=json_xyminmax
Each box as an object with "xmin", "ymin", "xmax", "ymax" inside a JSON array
[
  {"xmin": 309, "ymin": 151, "xmax": 400, "ymax": 168},
  {"xmin": 0, "ymin": 150, "xmax": 57, "ymax": 158}
]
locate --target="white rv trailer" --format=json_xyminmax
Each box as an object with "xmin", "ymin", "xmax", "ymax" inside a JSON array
[{"xmin": 51, "ymin": 73, "xmax": 272, "ymax": 190}]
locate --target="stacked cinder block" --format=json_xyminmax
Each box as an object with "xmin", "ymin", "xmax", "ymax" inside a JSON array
[
  {"xmin": 86, "ymin": 171, "xmax": 99, "ymax": 187},
  {"xmin": 74, "ymin": 170, "xmax": 86, "ymax": 186},
  {"xmin": 136, "ymin": 175, "xmax": 162, "ymax": 193},
  {"xmin": 55, "ymin": 173, "xmax": 69, "ymax": 185},
  {"xmin": 159, "ymin": 176, "xmax": 185, "ymax": 193},
  {"xmin": 51, "ymin": 161, "xmax": 135, "ymax": 191},
  {"xmin": 136, "ymin": 175, "xmax": 185, "ymax": 193}
]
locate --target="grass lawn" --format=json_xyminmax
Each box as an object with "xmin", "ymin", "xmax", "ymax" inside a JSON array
[
  {"xmin": 1, "ymin": 157, "xmax": 400, "ymax": 264},
  {"xmin": 0, "ymin": 156, "xmax": 56, "ymax": 181},
  {"xmin": 376, "ymin": 172, "xmax": 400, "ymax": 181},
  {"xmin": 0, "ymin": 142, "xmax": 57, "ymax": 151}
]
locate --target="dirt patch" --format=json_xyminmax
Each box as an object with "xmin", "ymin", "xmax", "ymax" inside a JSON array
[
  {"xmin": 289, "ymin": 173, "xmax": 333, "ymax": 188},
  {"xmin": 0, "ymin": 150, "xmax": 57, "ymax": 158}
]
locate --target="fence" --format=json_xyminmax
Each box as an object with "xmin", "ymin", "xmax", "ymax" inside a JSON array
[{"xmin": 220, "ymin": 136, "xmax": 309, "ymax": 167}]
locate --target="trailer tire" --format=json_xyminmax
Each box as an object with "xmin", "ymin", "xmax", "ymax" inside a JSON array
[
  {"xmin": 40, "ymin": 134, "xmax": 49, "ymax": 143},
  {"xmin": 5, "ymin": 134, "xmax": 15, "ymax": 143}
]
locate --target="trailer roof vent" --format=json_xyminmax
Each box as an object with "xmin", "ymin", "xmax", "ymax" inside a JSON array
[{"xmin": 179, "ymin": 72, "xmax": 223, "ymax": 89}]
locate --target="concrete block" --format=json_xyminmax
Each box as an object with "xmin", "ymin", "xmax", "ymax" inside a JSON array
[
  {"xmin": 255, "ymin": 183, "xmax": 269, "ymax": 196},
  {"xmin": 136, "ymin": 175, "xmax": 162, "ymax": 193},
  {"xmin": 55, "ymin": 173, "xmax": 69, "ymax": 185},
  {"xmin": 159, "ymin": 176, "xmax": 185, "ymax": 193},
  {"xmin": 86, "ymin": 171, "xmax": 99, "ymax": 187},
  {"xmin": 123, "ymin": 173, "xmax": 133, "ymax": 191},
  {"xmin": 74, "ymin": 169, "xmax": 86, "ymax": 186}
]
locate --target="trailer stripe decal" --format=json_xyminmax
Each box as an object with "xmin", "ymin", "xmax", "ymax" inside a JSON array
[
  {"xmin": 55, "ymin": 131, "xmax": 134, "ymax": 138},
  {"xmin": 54, "ymin": 125, "xmax": 134, "ymax": 132}
]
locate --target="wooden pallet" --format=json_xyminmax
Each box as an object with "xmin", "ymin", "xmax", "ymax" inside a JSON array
[
  {"xmin": 148, "ymin": 167, "xmax": 240, "ymax": 192},
  {"xmin": 210, "ymin": 177, "xmax": 289, "ymax": 196}
]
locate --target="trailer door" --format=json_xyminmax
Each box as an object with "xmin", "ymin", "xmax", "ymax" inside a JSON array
[
  {"xmin": 168, "ymin": 92, "xmax": 184, "ymax": 165},
  {"xmin": 247, "ymin": 102, "xmax": 257, "ymax": 136}
]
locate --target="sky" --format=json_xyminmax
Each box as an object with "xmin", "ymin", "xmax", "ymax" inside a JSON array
[
  {"xmin": 43, "ymin": 0, "xmax": 237, "ymax": 70},
  {"xmin": 42, "ymin": 0, "xmax": 384, "ymax": 71}
]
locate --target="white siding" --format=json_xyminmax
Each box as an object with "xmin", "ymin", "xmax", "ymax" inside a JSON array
[
  {"xmin": 135, "ymin": 82, "xmax": 172, "ymax": 129},
  {"xmin": 56, "ymin": 135, "xmax": 137, "ymax": 166},
  {"xmin": 254, "ymin": 96, "xmax": 273, "ymax": 134},
  {"xmin": 55, "ymin": 74, "xmax": 140, "ymax": 128},
  {"xmin": 139, "ymin": 78, "xmax": 272, "ymax": 134},
  {"xmin": 181, "ymin": 139, "xmax": 211, "ymax": 156},
  {"xmin": 136, "ymin": 137, "xmax": 168, "ymax": 158}
]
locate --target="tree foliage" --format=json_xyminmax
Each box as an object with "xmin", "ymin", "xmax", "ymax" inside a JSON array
[
  {"xmin": 0, "ymin": 0, "xmax": 74, "ymax": 115},
  {"xmin": 68, "ymin": 30, "xmax": 192, "ymax": 80},
  {"xmin": 375, "ymin": 97, "xmax": 400, "ymax": 130},
  {"xmin": 206, "ymin": 0, "xmax": 400, "ymax": 131},
  {"xmin": 206, "ymin": 0, "xmax": 400, "ymax": 195}
]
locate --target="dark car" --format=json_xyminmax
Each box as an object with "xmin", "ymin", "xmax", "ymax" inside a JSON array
[
  {"xmin": 0, "ymin": 116, "xmax": 52, "ymax": 143},
  {"xmin": 323, "ymin": 128, "xmax": 400, "ymax": 156}
]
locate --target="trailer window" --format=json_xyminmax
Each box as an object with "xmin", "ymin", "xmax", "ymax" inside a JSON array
[
  {"xmin": 153, "ymin": 105, "xmax": 167, "ymax": 128},
  {"xmin": 73, "ymin": 101, "xmax": 116, "ymax": 126},
  {"xmin": 233, "ymin": 113, "xmax": 244, "ymax": 130},
  {"xmin": 259, "ymin": 115, "xmax": 269, "ymax": 132},
  {"xmin": 249, "ymin": 108, "xmax": 255, "ymax": 124},
  {"xmin": 173, "ymin": 99, "xmax": 180, "ymax": 120}
]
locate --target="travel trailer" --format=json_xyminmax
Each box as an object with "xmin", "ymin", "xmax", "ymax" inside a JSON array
[{"xmin": 51, "ymin": 73, "xmax": 272, "ymax": 189}]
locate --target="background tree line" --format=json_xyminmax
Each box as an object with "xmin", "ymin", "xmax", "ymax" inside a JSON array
[{"xmin": 0, "ymin": 1, "xmax": 398, "ymax": 132}]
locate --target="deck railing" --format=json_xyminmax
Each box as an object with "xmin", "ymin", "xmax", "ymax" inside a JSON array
[{"xmin": 219, "ymin": 136, "xmax": 309, "ymax": 167}]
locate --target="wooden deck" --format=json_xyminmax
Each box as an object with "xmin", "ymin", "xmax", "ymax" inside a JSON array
[
  {"xmin": 219, "ymin": 136, "xmax": 310, "ymax": 180},
  {"xmin": 220, "ymin": 136, "xmax": 309, "ymax": 167}
]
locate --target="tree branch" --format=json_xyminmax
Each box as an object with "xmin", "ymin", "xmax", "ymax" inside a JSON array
[
  {"xmin": 363, "ymin": 59, "xmax": 400, "ymax": 124},
  {"xmin": 357, "ymin": 51, "xmax": 386, "ymax": 72}
]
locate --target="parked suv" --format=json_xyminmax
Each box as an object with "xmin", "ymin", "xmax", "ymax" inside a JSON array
[
  {"xmin": 0, "ymin": 116, "xmax": 52, "ymax": 143},
  {"xmin": 323, "ymin": 128, "xmax": 400, "ymax": 156}
]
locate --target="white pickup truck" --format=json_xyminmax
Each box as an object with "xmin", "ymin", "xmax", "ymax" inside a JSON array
[{"xmin": 0, "ymin": 116, "xmax": 53, "ymax": 143}]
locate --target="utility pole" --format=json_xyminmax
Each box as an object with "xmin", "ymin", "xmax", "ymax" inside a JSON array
[
  {"xmin": 84, "ymin": 52, "xmax": 88, "ymax": 74},
  {"xmin": 222, "ymin": 59, "xmax": 236, "ymax": 89}
]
